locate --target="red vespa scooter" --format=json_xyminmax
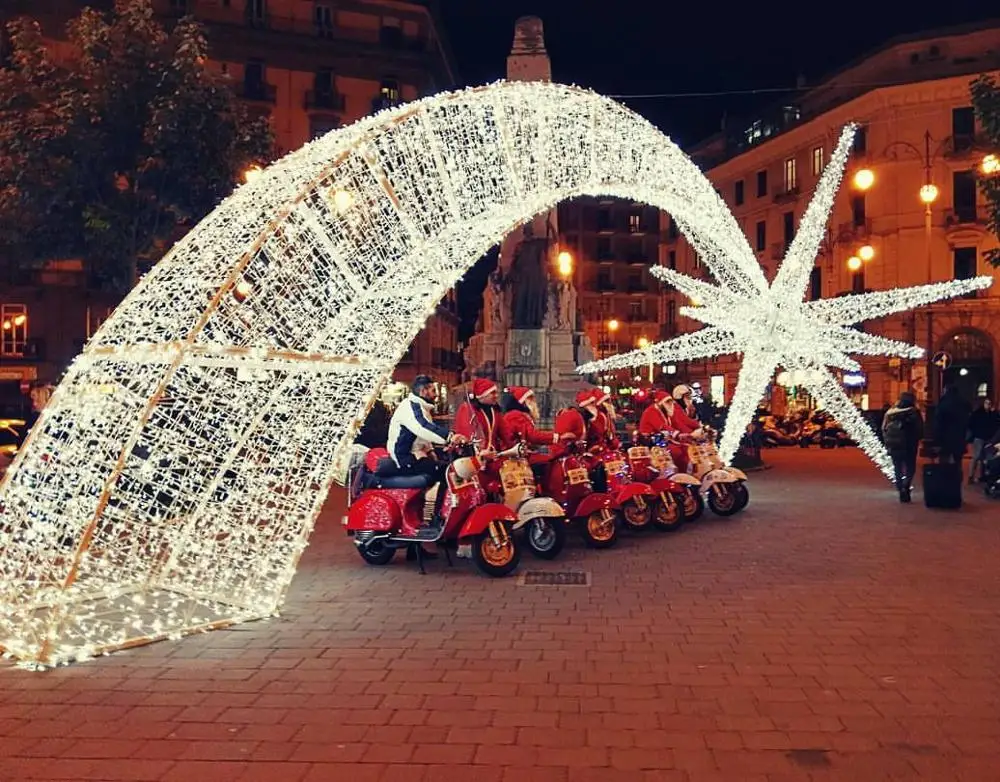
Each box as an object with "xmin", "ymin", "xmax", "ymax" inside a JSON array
[
  {"xmin": 542, "ymin": 440, "xmax": 617, "ymax": 548},
  {"xmin": 587, "ymin": 445, "xmax": 657, "ymax": 532},
  {"xmin": 626, "ymin": 439, "xmax": 692, "ymax": 532},
  {"xmin": 344, "ymin": 442, "xmax": 522, "ymax": 577}
]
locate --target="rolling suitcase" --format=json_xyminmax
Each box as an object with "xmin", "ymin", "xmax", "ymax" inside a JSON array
[{"xmin": 923, "ymin": 461, "xmax": 962, "ymax": 509}]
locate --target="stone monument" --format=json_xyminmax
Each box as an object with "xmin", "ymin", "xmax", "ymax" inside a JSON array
[{"xmin": 460, "ymin": 16, "xmax": 595, "ymax": 421}]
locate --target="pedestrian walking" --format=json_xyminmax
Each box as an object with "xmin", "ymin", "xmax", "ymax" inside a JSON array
[
  {"xmin": 933, "ymin": 384, "xmax": 972, "ymax": 465},
  {"xmin": 882, "ymin": 391, "xmax": 923, "ymax": 503},
  {"xmin": 967, "ymin": 398, "xmax": 1000, "ymax": 483}
]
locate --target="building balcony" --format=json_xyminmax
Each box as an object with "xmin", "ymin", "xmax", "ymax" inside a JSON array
[
  {"xmin": 626, "ymin": 313, "xmax": 652, "ymax": 323},
  {"xmin": 597, "ymin": 253, "xmax": 616, "ymax": 263},
  {"xmin": 943, "ymin": 133, "xmax": 993, "ymax": 159},
  {"xmin": 626, "ymin": 254, "xmax": 652, "ymax": 265},
  {"xmin": 371, "ymin": 95, "xmax": 403, "ymax": 113},
  {"xmin": 838, "ymin": 218, "xmax": 872, "ymax": 238},
  {"xmin": 773, "ymin": 186, "xmax": 800, "ymax": 205},
  {"xmin": 768, "ymin": 242, "xmax": 788, "ymax": 261},
  {"xmin": 304, "ymin": 90, "xmax": 346, "ymax": 113},
  {"xmin": 945, "ymin": 207, "xmax": 983, "ymax": 227},
  {"xmin": 236, "ymin": 82, "xmax": 277, "ymax": 104},
  {"xmin": 626, "ymin": 282, "xmax": 649, "ymax": 294}
]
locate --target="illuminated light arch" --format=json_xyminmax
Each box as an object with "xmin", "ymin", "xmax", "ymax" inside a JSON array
[{"xmin": 0, "ymin": 81, "xmax": 764, "ymax": 667}]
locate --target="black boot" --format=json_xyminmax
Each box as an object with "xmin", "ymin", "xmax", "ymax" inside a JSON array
[{"xmin": 899, "ymin": 488, "xmax": 911, "ymax": 503}]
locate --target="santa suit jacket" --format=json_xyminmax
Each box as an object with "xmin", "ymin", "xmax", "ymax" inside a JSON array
[
  {"xmin": 639, "ymin": 403, "xmax": 700, "ymax": 437},
  {"xmin": 502, "ymin": 409, "xmax": 559, "ymax": 448},
  {"xmin": 552, "ymin": 407, "xmax": 589, "ymax": 459},
  {"xmin": 454, "ymin": 401, "xmax": 512, "ymax": 451},
  {"xmin": 588, "ymin": 409, "xmax": 621, "ymax": 450}
]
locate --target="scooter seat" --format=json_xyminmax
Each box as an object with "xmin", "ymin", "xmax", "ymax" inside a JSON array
[{"xmin": 373, "ymin": 473, "xmax": 433, "ymax": 490}]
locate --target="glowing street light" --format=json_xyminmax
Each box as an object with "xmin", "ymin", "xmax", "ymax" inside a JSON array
[
  {"xmin": 637, "ymin": 336, "xmax": 649, "ymax": 349},
  {"xmin": 243, "ymin": 166, "xmax": 263, "ymax": 184},
  {"xmin": 919, "ymin": 183, "xmax": 939, "ymax": 204},
  {"xmin": 330, "ymin": 188, "xmax": 354, "ymax": 213},
  {"xmin": 853, "ymin": 168, "xmax": 874, "ymax": 191},
  {"xmin": 858, "ymin": 244, "xmax": 875, "ymax": 262},
  {"xmin": 982, "ymin": 154, "xmax": 1000, "ymax": 176},
  {"xmin": 557, "ymin": 250, "xmax": 573, "ymax": 278},
  {"xmin": 847, "ymin": 256, "xmax": 863, "ymax": 272},
  {"xmin": 607, "ymin": 318, "xmax": 619, "ymax": 333}
]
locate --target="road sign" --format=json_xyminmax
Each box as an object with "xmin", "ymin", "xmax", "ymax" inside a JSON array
[{"xmin": 931, "ymin": 351, "xmax": 952, "ymax": 370}]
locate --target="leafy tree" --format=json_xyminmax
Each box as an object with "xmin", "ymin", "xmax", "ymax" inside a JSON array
[
  {"xmin": 0, "ymin": 0, "xmax": 273, "ymax": 291},
  {"xmin": 971, "ymin": 74, "xmax": 1000, "ymax": 268}
]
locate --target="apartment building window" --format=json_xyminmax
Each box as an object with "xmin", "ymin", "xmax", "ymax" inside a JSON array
[
  {"xmin": 851, "ymin": 194, "xmax": 866, "ymax": 227},
  {"xmin": 667, "ymin": 217, "xmax": 678, "ymax": 240},
  {"xmin": 243, "ymin": 60, "xmax": 268, "ymax": 100},
  {"xmin": 597, "ymin": 270, "xmax": 613, "ymax": 289},
  {"xmin": 380, "ymin": 79, "xmax": 400, "ymax": 104},
  {"xmin": 629, "ymin": 301, "xmax": 643, "ymax": 321},
  {"xmin": 245, "ymin": 0, "xmax": 266, "ymax": 26},
  {"xmin": 734, "ymin": 179, "xmax": 744, "ymax": 206},
  {"xmin": 667, "ymin": 301, "xmax": 675, "ymax": 326},
  {"xmin": 628, "ymin": 212, "xmax": 641, "ymax": 233},
  {"xmin": 310, "ymin": 117, "xmax": 339, "ymax": 140},
  {"xmin": 811, "ymin": 146, "xmax": 824, "ymax": 176},
  {"xmin": 953, "ymin": 170, "xmax": 977, "ymax": 221},
  {"xmin": 597, "ymin": 209, "xmax": 612, "ymax": 231},
  {"xmin": 755, "ymin": 220, "xmax": 766, "ymax": 252},
  {"xmin": 952, "ymin": 107, "xmax": 975, "ymax": 151},
  {"xmin": 380, "ymin": 17, "xmax": 403, "ymax": 48},
  {"xmin": 628, "ymin": 271, "xmax": 642, "ymax": 292},
  {"xmin": 756, "ymin": 169, "xmax": 767, "ymax": 198},
  {"xmin": 809, "ymin": 267, "xmax": 822, "ymax": 301},
  {"xmin": 783, "ymin": 211, "xmax": 794, "ymax": 244},
  {"xmin": 314, "ymin": 4, "xmax": 334, "ymax": 37},
  {"xmin": 168, "ymin": 0, "xmax": 188, "ymax": 12},
  {"xmin": 783, "ymin": 157, "xmax": 797, "ymax": 192},
  {"xmin": 0, "ymin": 304, "xmax": 28, "ymax": 356},
  {"xmin": 668, "ymin": 250, "xmax": 676, "ymax": 269},
  {"xmin": 597, "ymin": 237, "xmax": 613, "ymax": 260},
  {"xmin": 852, "ymin": 125, "xmax": 867, "ymax": 156},
  {"xmin": 314, "ymin": 68, "xmax": 333, "ymax": 96},
  {"xmin": 953, "ymin": 247, "xmax": 978, "ymax": 283}
]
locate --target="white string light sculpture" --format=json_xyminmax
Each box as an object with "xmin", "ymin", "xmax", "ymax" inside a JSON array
[
  {"xmin": 0, "ymin": 81, "xmax": 773, "ymax": 667},
  {"xmin": 578, "ymin": 125, "xmax": 994, "ymax": 477}
]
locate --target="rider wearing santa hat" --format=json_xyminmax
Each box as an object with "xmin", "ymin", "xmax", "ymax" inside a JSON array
[
  {"xmin": 501, "ymin": 386, "xmax": 567, "ymax": 449},
  {"xmin": 454, "ymin": 378, "xmax": 513, "ymax": 455},
  {"xmin": 587, "ymin": 388, "xmax": 622, "ymax": 451},
  {"xmin": 551, "ymin": 389, "xmax": 599, "ymax": 459},
  {"xmin": 638, "ymin": 390, "xmax": 702, "ymax": 471}
]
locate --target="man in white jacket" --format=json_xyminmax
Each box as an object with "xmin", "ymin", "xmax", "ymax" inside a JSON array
[{"xmin": 386, "ymin": 375, "xmax": 463, "ymax": 481}]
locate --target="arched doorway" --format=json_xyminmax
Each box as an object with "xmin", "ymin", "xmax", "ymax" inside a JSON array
[
  {"xmin": 940, "ymin": 328, "xmax": 995, "ymax": 403},
  {"xmin": 0, "ymin": 81, "xmax": 765, "ymax": 665}
]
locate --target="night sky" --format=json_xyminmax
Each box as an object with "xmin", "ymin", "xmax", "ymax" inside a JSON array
[{"xmin": 437, "ymin": 0, "xmax": 997, "ymax": 338}]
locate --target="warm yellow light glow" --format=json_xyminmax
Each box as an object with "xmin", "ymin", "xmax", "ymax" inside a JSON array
[
  {"xmin": 637, "ymin": 337, "xmax": 649, "ymax": 349},
  {"xmin": 919, "ymin": 183, "xmax": 939, "ymax": 204},
  {"xmin": 847, "ymin": 256, "xmax": 862, "ymax": 272},
  {"xmin": 557, "ymin": 250, "xmax": 573, "ymax": 278},
  {"xmin": 243, "ymin": 165, "xmax": 263, "ymax": 184},
  {"xmin": 982, "ymin": 154, "xmax": 1000, "ymax": 176},
  {"xmin": 12, "ymin": 314, "xmax": 26, "ymax": 327},
  {"xmin": 858, "ymin": 244, "xmax": 875, "ymax": 262},
  {"xmin": 852, "ymin": 168, "xmax": 874, "ymax": 191},
  {"xmin": 607, "ymin": 318, "xmax": 619, "ymax": 333},
  {"xmin": 689, "ymin": 295, "xmax": 702, "ymax": 307},
  {"xmin": 331, "ymin": 189, "xmax": 354, "ymax": 213},
  {"xmin": 234, "ymin": 281, "xmax": 252, "ymax": 301},
  {"xmin": 1, "ymin": 321, "xmax": 10, "ymax": 331}
]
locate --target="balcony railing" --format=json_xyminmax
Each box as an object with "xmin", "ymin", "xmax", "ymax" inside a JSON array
[
  {"xmin": 371, "ymin": 95, "xmax": 402, "ymax": 113},
  {"xmin": 627, "ymin": 282, "xmax": 648, "ymax": 293},
  {"xmin": 944, "ymin": 133, "xmax": 992, "ymax": 158},
  {"xmin": 945, "ymin": 207, "xmax": 981, "ymax": 226},
  {"xmin": 838, "ymin": 218, "xmax": 872, "ymax": 237},
  {"xmin": 304, "ymin": 90, "xmax": 346, "ymax": 112},
  {"xmin": 626, "ymin": 253, "xmax": 651, "ymax": 265},
  {"xmin": 237, "ymin": 82, "xmax": 277, "ymax": 103},
  {"xmin": 773, "ymin": 186, "xmax": 800, "ymax": 205}
]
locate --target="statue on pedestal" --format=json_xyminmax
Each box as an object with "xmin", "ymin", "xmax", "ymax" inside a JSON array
[
  {"xmin": 485, "ymin": 267, "xmax": 507, "ymax": 332},
  {"xmin": 546, "ymin": 279, "xmax": 575, "ymax": 331},
  {"xmin": 508, "ymin": 231, "xmax": 549, "ymax": 329}
]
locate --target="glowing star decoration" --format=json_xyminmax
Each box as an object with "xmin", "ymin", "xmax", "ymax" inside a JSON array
[
  {"xmin": 0, "ymin": 81, "xmax": 781, "ymax": 667},
  {"xmin": 579, "ymin": 125, "xmax": 993, "ymax": 479}
]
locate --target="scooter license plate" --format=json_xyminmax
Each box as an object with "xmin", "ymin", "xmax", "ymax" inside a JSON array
[
  {"xmin": 605, "ymin": 459, "xmax": 626, "ymax": 476},
  {"xmin": 566, "ymin": 467, "xmax": 589, "ymax": 485},
  {"xmin": 628, "ymin": 447, "xmax": 650, "ymax": 460}
]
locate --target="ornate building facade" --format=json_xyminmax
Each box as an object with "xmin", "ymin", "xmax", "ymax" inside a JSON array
[
  {"xmin": 0, "ymin": 0, "xmax": 462, "ymax": 409},
  {"xmin": 666, "ymin": 21, "xmax": 1000, "ymax": 412}
]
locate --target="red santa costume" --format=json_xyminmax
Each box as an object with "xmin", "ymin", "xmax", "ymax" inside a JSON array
[
  {"xmin": 502, "ymin": 386, "xmax": 560, "ymax": 447},
  {"xmin": 454, "ymin": 378, "xmax": 512, "ymax": 451},
  {"xmin": 638, "ymin": 391, "xmax": 700, "ymax": 471},
  {"xmin": 551, "ymin": 390, "xmax": 597, "ymax": 459},
  {"xmin": 588, "ymin": 388, "xmax": 621, "ymax": 450}
]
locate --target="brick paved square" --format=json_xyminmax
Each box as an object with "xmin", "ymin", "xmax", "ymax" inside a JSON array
[{"xmin": 2, "ymin": 449, "xmax": 999, "ymax": 781}]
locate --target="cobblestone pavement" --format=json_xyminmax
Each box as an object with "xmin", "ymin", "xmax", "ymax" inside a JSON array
[{"xmin": 2, "ymin": 449, "xmax": 1000, "ymax": 781}]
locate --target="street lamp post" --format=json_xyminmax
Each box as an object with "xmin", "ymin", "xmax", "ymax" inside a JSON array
[{"xmin": 637, "ymin": 336, "xmax": 653, "ymax": 383}]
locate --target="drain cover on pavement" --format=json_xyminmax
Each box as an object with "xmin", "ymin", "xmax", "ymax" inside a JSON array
[{"xmin": 517, "ymin": 570, "xmax": 590, "ymax": 587}]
